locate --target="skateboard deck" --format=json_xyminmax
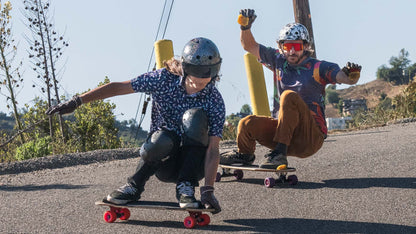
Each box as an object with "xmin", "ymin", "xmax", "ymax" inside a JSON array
[
  {"xmin": 217, "ymin": 164, "xmax": 298, "ymax": 188},
  {"xmin": 95, "ymin": 199, "xmax": 214, "ymax": 229}
]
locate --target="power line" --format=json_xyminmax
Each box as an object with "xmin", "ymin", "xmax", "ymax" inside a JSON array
[{"xmin": 134, "ymin": 0, "xmax": 175, "ymax": 134}]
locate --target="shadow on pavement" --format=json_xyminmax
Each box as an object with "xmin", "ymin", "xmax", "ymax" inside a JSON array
[
  {"xmin": 224, "ymin": 218, "xmax": 416, "ymax": 233},
  {"xmin": 118, "ymin": 219, "xmax": 248, "ymax": 231},
  {"xmin": 114, "ymin": 217, "xmax": 416, "ymax": 233},
  {"xmin": 297, "ymin": 177, "xmax": 416, "ymax": 190},
  {"xmin": 0, "ymin": 183, "xmax": 90, "ymax": 191},
  {"xmin": 221, "ymin": 177, "xmax": 416, "ymax": 190}
]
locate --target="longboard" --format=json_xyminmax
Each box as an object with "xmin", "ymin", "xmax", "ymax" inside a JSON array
[
  {"xmin": 95, "ymin": 199, "xmax": 215, "ymax": 229},
  {"xmin": 216, "ymin": 164, "xmax": 298, "ymax": 188}
]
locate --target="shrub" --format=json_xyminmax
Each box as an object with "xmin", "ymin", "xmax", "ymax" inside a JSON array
[{"xmin": 15, "ymin": 136, "xmax": 51, "ymax": 161}]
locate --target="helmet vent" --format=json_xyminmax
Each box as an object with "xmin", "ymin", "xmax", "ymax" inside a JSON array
[
  {"xmin": 196, "ymin": 55, "xmax": 201, "ymax": 59},
  {"xmin": 208, "ymin": 56, "xmax": 213, "ymax": 60}
]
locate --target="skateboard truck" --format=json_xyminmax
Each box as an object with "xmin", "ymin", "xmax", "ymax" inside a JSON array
[
  {"xmin": 96, "ymin": 200, "xmax": 213, "ymax": 229},
  {"xmin": 217, "ymin": 164, "xmax": 298, "ymax": 188}
]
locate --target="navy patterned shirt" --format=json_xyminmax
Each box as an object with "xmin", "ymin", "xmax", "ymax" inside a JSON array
[
  {"xmin": 259, "ymin": 44, "xmax": 340, "ymax": 135},
  {"xmin": 130, "ymin": 68, "xmax": 225, "ymax": 138}
]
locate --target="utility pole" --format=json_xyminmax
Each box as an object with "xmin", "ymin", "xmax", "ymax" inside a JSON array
[{"xmin": 293, "ymin": 0, "xmax": 316, "ymax": 58}]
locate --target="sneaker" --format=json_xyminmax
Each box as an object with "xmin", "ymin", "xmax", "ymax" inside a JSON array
[
  {"xmin": 220, "ymin": 150, "xmax": 255, "ymax": 165},
  {"xmin": 106, "ymin": 183, "xmax": 141, "ymax": 205},
  {"xmin": 259, "ymin": 150, "xmax": 288, "ymax": 169},
  {"xmin": 176, "ymin": 181, "xmax": 198, "ymax": 208}
]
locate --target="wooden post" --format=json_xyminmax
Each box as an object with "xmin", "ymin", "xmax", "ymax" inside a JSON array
[{"xmin": 292, "ymin": 0, "xmax": 316, "ymax": 58}]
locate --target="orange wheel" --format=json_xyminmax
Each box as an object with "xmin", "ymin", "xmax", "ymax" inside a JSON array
[
  {"xmin": 197, "ymin": 214, "xmax": 210, "ymax": 226},
  {"xmin": 119, "ymin": 208, "xmax": 131, "ymax": 220},
  {"xmin": 103, "ymin": 211, "xmax": 117, "ymax": 223},
  {"xmin": 183, "ymin": 216, "xmax": 196, "ymax": 229}
]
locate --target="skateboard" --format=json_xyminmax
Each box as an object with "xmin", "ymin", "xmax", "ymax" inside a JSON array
[
  {"xmin": 95, "ymin": 199, "xmax": 215, "ymax": 229},
  {"xmin": 216, "ymin": 164, "xmax": 298, "ymax": 188}
]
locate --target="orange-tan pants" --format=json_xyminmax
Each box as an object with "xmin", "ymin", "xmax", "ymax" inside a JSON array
[{"xmin": 237, "ymin": 90, "xmax": 324, "ymax": 158}]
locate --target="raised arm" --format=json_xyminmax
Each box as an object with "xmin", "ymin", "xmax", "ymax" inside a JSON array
[{"xmin": 238, "ymin": 9, "xmax": 260, "ymax": 59}]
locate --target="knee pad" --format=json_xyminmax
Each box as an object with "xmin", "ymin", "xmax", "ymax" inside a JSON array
[
  {"xmin": 182, "ymin": 108, "xmax": 209, "ymax": 147},
  {"xmin": 140, "ymin": 130, "xmax": 180, "ymax": 163}
]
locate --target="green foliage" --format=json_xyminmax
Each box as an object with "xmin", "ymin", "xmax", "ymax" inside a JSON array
[
  {"xmin": 21, "ymin": 97, "xmax": 52, "ymax": 139},
  {"xmin": 349, "ymin": 81, "xmax": 416, "ymax": 128},
  {"xmin": 15, "ymin": 135, "xmax": 51, "ymax": 161},
  {"xmin": 376, "ymin": 48, "xmax": 415, "ymax": 85},
  {"xmin": 222, "ymin": 123, "xmax": 237, "ymax": 141},
  {"xmin": 0, "ymin": 1, "xmax": 25, "ymax": 138},
  {"xmin": 326, "ymin": 89, "xmax": 340, "ymax": 105},
  {"xmin": 115, "ymin": 119, "xmax": 147, "ymax": 147},
  {"xmin": 222, "ymin": 104, "xmax": 252, "ymax": 141},
  {"xmin": 66, "ymin": 78, "xmax": 121, "ymax": 151},
  {"xmin": 338, "ymin": 99, "xmax": 344, "ymax": 116},
  {"xmin": 391, "ymin": 81, "xmax": 416, "ymax": 118},
  {"xmin": 240, "ymin": 104, "xmax": 252, "ymax": 115}
]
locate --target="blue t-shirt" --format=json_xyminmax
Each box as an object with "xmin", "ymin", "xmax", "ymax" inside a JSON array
[
  {"xmin": 259, "ymin": 45, "xmax": 340, "ymax": 134},
  {"xmin": 130, "ymin": 68, "xmax": 225, "ymax": 138}
]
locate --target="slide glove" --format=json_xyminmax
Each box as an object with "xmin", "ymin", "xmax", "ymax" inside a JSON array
[
  {"xmin": 342, "ymin": 62, "xmax": 362, "ymax": 83},
  {"xmin": 200, "ymin": 186, "xmax": 221, "ymax": 214},
  {"xmin": 238, "ymin": 9, "xmax": 257, "ymax": 30},
  {"xmin": 45, "ymin": 95, "xmax": 82, "ymax": 115}
]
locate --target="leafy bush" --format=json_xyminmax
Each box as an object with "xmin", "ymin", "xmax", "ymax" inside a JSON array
[{"xmin": 15, "ymin": 136, "xmax": 51, "ymax": 161}]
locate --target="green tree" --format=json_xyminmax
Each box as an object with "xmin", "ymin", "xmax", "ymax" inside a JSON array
[
  {"xmin": 66, "ymin": 78, "xmax": 121, "ymax": 151},
  {"xmin": 23, "ymin": 0, "xmax": 69, "ymax": 139},
  {"xmin": 377, "ymin": 48, "xmax": 414, "ymax": 85},
  {"xmin": 240, "ymin": 104, "xmax": 252, "ymax": 116},
  {"xmin": 0, "ymin": 1, "xmax": 24, "ymax": 143},
  {"xmin": 326, "ymin": 89, "xmax": 340, "ymax": 105}
]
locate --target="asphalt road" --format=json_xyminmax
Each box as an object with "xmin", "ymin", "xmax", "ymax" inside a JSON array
[{"xmin": 1, "ymin": 122, "xmax": 415, "ymax": 233}]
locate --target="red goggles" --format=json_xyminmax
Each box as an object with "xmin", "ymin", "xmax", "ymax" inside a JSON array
[{"xmin": 282, "ymin": 42, "xmax": 304, "ymax": 51}]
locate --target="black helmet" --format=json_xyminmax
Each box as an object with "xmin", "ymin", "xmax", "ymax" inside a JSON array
[{"xmin": 181, "ymin": 37, "xmax": 222, "ymax": 78}]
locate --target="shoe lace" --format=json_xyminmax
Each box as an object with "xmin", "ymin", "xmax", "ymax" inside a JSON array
[
  {"xmin": 177, "ymin": 182, "xmax": 194, "ymax": 197},
  {"xmin": 118, "ymin": 184, "xmax": 138, "ymax": 195}
]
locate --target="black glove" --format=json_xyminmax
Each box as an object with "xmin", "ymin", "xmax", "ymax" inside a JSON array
[
  {"xmin": 238, "ymin": 9, "xmax": 257, "ymax": 30},
  {"xmin": 45, "ymin": 95, "xmax": 82, "ymax": 115},
  {"xmin": 342, "ymin": 62, "xmax": 362, "ymax": 83},
  {"xmin": 200, "ymin": 186, "xmax": 221, "ymax": 214}
]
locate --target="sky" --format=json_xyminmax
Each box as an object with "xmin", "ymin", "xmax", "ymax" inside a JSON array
[{"xmin": 4, "ymin": 0, "xmax": 416, "ymax": 131}]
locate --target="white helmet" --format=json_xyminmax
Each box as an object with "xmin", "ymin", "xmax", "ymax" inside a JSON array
[{"xmin": 278, "ymin": 23, "xmax": 310, "ymax": 43}]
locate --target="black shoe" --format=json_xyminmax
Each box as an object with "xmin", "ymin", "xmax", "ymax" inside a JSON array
[
  {"xmin": 106, "ymin": 183, "xmax": 141, "ymax": 205},
  {"xmin": 176, "ymin": 181, "xmax": 198, "ymax": 208},
  {"xmin": 259, "ymin": 150, "xmax": 288, "ymax": 169},
  {"xmin": 220, "ymin": 150, "xmax": 255, "ymax": 165}
]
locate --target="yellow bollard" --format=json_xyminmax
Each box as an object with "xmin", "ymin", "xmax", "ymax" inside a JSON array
[
  {"xmin": 154, "ymin": 39, "xmax": 174, "ymax": 69},
  {"xmin": 244, "ymin": 52, "xmax": 271, "ymax": 116}
]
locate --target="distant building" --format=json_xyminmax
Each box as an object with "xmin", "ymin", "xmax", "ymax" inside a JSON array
[
  {"xmin": 342, "ymin": 99, "xmax": 367, "ymax": 116},
  {"xmin": 326, "ymin": 117, "xmax": 352, "ymax": 130}
]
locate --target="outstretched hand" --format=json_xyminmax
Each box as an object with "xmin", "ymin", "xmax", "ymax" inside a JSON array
[
  {"xmin": 200, "ymin": 186, "xmax": 221, "ymax": 214},
  {"xmin": 342, "ymin": 62, "xmax": 362, "ymax": 84},
  {"xmin": 238, "ymin": 9, "xmax": 257, "ymax": 30},
  {"xmin": 45, "ymin": 95, "xmax": 82, "ymax": 115}
]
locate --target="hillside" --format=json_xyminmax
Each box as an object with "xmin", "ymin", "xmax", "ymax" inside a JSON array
[{"xmin": 325, "ymin": 79, "xmax": 407, "ymax": 118}]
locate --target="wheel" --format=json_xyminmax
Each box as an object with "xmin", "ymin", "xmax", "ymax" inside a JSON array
[
  {"xmin": 287, "ymin": 175, "xmax": 298, "ymax": 185},
  {"xmin": 103, "ymin": 210, "xmax": 117, "ymax": 223},
  {"xmin": 215, "ymin": 172, "xmax": 221, "ymax": 182},
  {"xmin": 234, "ymin": 169, "xmax": 244, "ymax": 180},
  {"xmin": 119, "ymin": 208, "xmax": 131, "ymax": 220},
  {"xmin": 197, "ymin": 214, "xmax": 211, "ymax": 226},
  {"xmin": 184, "ymin": 216, "xmax": 196, "ymax": 229},
  {"xmin": 264, "ymin": 177, "xmax": 275, "ymax": 188}
]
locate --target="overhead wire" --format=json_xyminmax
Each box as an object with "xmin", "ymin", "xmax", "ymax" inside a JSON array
[{"xmin": 134, "ymin": 0, "xmax": 175, "ymax": 136}]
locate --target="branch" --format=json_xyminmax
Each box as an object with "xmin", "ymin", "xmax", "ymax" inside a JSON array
[{"xmin": 0, "ymin": 118, "xmax": 47, "ymax": 148}]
